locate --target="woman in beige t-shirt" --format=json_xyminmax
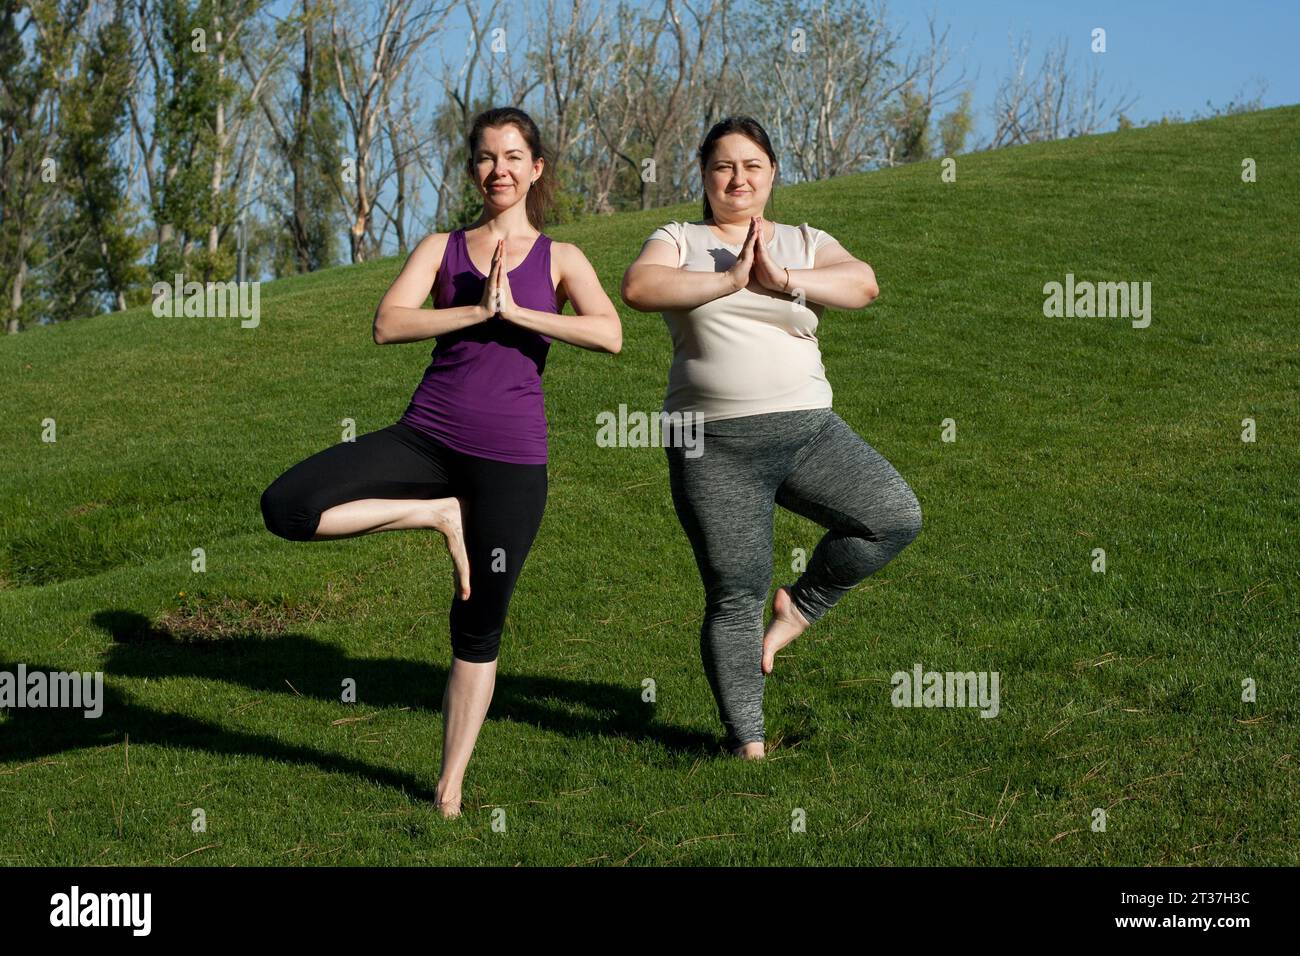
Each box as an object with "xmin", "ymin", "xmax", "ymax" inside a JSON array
[{"xmin": 621, "ymin": 116, "xmax": 923, "ymax": 759}]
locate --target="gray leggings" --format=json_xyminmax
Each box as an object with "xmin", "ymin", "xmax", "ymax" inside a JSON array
[{"xmin": 665, "ymin": 407, "xmax": 922, "ymax": 747}]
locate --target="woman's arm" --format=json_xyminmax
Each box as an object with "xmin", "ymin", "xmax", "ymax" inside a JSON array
[
  {"xmin": 620, "ymin": 235, "xmax": 740, "ymax": 312},
  {"xmin": 758, "ymin": 234, "xmax": 879, "ymax": 310},
  {"xmin": 372, "ymin": 234, "xmax": 488, "ymax": 344},
  {"xmin": 498, "ymin": 242, "xmax": 622, "ymax": 354},
  {"xmin": 621, "ymin": 217, "xmax": 764, "ymax": 310}
]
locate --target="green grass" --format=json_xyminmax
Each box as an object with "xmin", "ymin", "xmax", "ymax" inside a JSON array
[{"xmin": 2, "ymin": 106, "xmax": 1297, "ymax": 865}]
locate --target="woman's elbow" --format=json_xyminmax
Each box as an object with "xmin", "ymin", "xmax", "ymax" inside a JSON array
[
  {"xmin": 620, "ymin": 271, "xmax": 655, "ymax": 313},
  {"xmin": 618, "ymin": 276, "xmax": 639, "ymax": 312},
  {"xmin": 372, "ymin": 308, "xmax": 392, "ymax": 344},
  {"xmin": 861, "ymin": 269, "xmax": 880, "ymax": 307}
]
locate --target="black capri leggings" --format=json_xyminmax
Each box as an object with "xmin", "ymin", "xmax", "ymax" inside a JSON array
[{"xmin": 259, "ymin": 422, "xmax": 547, "ymax": 663}]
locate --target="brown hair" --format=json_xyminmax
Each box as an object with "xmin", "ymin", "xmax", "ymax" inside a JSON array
[
  {"xmin": 697, "ymin": 116, "xmax": 779, "ymax": 221},
  {"xmin": 466, "ymin": 107, "xmax": 555, "ymax": 232}
]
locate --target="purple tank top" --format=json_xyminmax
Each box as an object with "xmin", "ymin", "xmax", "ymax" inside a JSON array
[{"xmin": 398, "ymin": 228, "xmax": 555, "ymax": 464}]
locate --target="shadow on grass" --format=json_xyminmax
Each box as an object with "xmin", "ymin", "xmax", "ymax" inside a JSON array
[{"xmin": 0, "ymin": 610, "xmax": 716, "ymax": 801}]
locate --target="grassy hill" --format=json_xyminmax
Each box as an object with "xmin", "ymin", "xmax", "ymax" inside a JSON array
[{"xmin": 1, "ymin": 105, "xmax": 1296, "ymax": 865}]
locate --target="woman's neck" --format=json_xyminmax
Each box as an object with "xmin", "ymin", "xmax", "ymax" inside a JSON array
[
  {"xmin": 707, "ymin": 213, "xmax": 768, "ymax": 234},
  {"xmin": 471, "ymin": 208, "xmax": 537, "ymax": 239}
]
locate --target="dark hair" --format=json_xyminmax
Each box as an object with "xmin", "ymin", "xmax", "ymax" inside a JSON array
[
  {"xmin": 466, "ymin": 107, "xmax": 554, "ymax": 232},
  {"xmin": 697, "ymin": 116, "xmax": 779, "ymax": 221}
]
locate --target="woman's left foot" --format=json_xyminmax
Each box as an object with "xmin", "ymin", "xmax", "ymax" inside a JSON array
[
  {"xmin": 761, "ymin": 586, "xmax": 810, "ymax": 675},
  {"xmin": 731, "ymin": 741, "xmax": 766, "ymax": 759}
]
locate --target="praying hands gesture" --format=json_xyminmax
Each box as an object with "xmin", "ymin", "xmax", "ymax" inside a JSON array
[
  {"xmin": 480, "ymin": 239, "xmax": 521, "ymax": 323},
  {"xmin": 727, "ymin": 216, "xmax": 793, "ymax": 296}
]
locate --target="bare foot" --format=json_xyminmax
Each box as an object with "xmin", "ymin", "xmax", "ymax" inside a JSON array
[
  {"xmin": 731, "ymin": 741, "xmax": 765, "ymax": 760},
  {"xmin": 434, "ymin": 782, "xmax": 462, "ymax": 819},
  {"xmin": 430, "ymin": 497, "xmax": 471, "ymax": 600},
  {"xmin": 761, "ymin": 586, "xmax": 810, "ymax": 675}
]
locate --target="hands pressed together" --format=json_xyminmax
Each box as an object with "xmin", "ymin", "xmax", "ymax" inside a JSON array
[
  {"xmin": 480, "ymin": 239, "xmax": 514, "ymax": 325},
  {"xmin": 727, "ymin": 215, "xmax": 793, "ymax": 296},
  {"xmin": 479, "ymin": 239, "xmax": 522, "ymax": 324}
]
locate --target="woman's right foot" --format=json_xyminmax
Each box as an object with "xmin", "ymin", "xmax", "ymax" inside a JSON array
[
  {"xmin": 761, "ymin": 586, "xmax": 810, "ymax": 675},
  {"xmin": 731, "ymin": 741, "xmax": 765, "ymax": 760},
  {"xmin": 430, "ymin": 497, "xmax": 471, "ymax": 600},
  {"xmin": 434, "ymin": 783, "xmax": 462, "ymax": 819}
]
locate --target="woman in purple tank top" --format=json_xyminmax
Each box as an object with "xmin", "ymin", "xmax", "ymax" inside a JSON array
[{"xmin": 260, "ymin": 108, "xmax": 620, "ymax": 817}]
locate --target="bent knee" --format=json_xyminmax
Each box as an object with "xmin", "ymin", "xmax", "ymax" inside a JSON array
[
  {"xmin": 260, "ymin": 483, "xmax": 318, "ymax": 541},
  {"xmin": 853, "ymin": 486, "xmax": 921, "ymax": 549},
  {"xmin": 831, "ymin": 484, "xmax": 922, "ymax": 548},
  {"xmin": 890, "ymin": 492, "xmax": 922, "ymax": 546}
]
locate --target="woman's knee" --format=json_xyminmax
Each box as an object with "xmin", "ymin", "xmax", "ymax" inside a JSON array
[
  {"xmin": 449, "ymin": 594, "xmax": 508, "ymax": 662},
  {"xmin": 846, "ymin": 473, "xmax": 922, "ymax": 548},
  {"xmin": 867, "ymin": 485, "xmax": 922, "ymax": 552},
  {"xmin": 704, "ymin": 573, "xmax": 769, "ymax": 619},
  {"xmin": 893, "ymin": 488, "xmax": 922, "ymax": 546},
  {"xmin": 259, "ymin": 480, "xmax": 319, "ymax": 542},
  {"xmin": 450, "ymin": 626, "xmax": 502, "ymax": 663}
]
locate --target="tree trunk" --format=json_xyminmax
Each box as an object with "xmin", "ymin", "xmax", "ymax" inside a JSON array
[
  {"xmin": 7, "ymin": 258, "xmax": 26, "ymax": 334},
  {"xmin": 208, "ymin": 9, "xmax": 226, "ymax": 280},
  {"xmin": 292, "ymin": 0, "xmax": 314, "ymax": 272}
]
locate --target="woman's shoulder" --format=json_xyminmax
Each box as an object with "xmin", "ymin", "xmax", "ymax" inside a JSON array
[
  {"xmin": 783, "ymin": 221, "xmax": 839, "ymax": 252},
  {"xmin": 783, "ymin": 221, "xmax": 820, "ymax": 237},
  {"xmin": 414, "ymin": 230, "xmax": 457, "ymax": 250},
  {"xmin": 650, "ymin": 219, "xmax": 692, "ymax": 236},
  {"xmin": 405, "ymin": 231, "xmax": 455, "ymax": 265},
  {"xmin": 641, "ymin": 220, "xmax": 692, "ymax": 254},
  {"xmin": 548, "ymin": 237, "xmax": 595, "ymax": 275}
]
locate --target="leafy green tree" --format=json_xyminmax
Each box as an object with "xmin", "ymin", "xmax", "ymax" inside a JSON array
[
  {"xmin": 53, "ymin": 1, "xmax": 146, "ymax": 316},
  {"xmin": 886, "ymin": 83, "xmax": 932, "ymax": 165},
  {"xmin": 939, "ymin": 89, "xmax": 974, "ymax": 157},
  {"xmin": 0, "ymin": 0, "xmax": 108, "ymax": 331}
]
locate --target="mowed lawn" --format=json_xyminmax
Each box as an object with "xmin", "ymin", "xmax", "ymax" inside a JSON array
[{"xmin": 1, "ymin": 106, "xmax": 1296, "ymax": 866}]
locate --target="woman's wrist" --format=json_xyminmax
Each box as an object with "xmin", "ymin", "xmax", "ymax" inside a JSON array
[{"xmin": 778, "ymin": 267, "xmax": 805, "ymax": 296}]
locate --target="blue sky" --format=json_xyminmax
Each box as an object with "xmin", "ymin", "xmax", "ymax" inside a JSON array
[{"xmin": 891, "ymin": 0, "xmax": 1299, "ymax": 141}]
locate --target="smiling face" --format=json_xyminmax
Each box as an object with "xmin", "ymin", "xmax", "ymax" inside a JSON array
[
  {"xmin": 703, "ymin": 133, "xmax": 775, "ymax": 221},
  {"xmin": 473, "ymin": 123, "xmax": 543, "ymax": 207}
]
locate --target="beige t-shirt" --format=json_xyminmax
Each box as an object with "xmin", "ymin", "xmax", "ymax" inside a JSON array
[{"xmin": 645, "ymin": 219, "xmax": 838, "ymax": 422}]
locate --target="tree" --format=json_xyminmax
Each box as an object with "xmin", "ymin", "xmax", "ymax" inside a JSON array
[
  {"xmin": 939, "ymin": 89, "xmax": 973, "ymax": 156},
  {"xmin": 148, "ymin": 0, "xmax": 224, "ymax": 281},
  {"xmin": 884, "ymin": 83, "xmax": 932, "ymax": 165},
  {"xmin": 0, "ymin": 0, "xmax": 92, "ymax": 333},
  {"xmin": 53, "ymin": 0, "xmax": 145, "ymax": 316},
  {"xmin": 742, "ymin": 0, "xmax": 921, "ymax": 180},
  {"xmin": 991, "ymin": 35, "xmax": 1136, "ymax": 147},
  {"xmin": 328, "ymin": 0, "xmax": 450, "ymax": 262},
  {"xmin": 245, "ymin": 0, "xmax": 341, "ymax": 274}
]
